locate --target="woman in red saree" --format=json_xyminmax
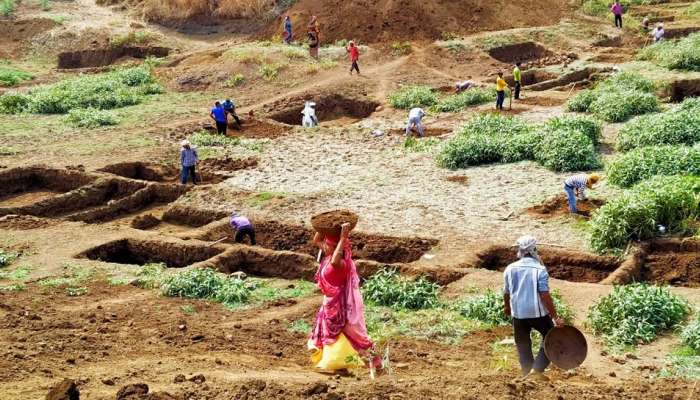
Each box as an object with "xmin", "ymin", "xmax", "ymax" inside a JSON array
[{"xmin": 308, "ymin": 223, "xmax": 378, "ymax": 372}]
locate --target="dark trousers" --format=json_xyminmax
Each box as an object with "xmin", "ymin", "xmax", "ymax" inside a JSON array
[
  {"xmin": 215, "ymin": 121, "xmax": 227, "ymax": 135},
  {"xmin": 496, "ymin": 90, "xmax": 505, "ymax": 110},
  {"xmin": 181, "ymin": 165, "xmax": 196, "ymax": 184},
  {"xmin": 514, "ymin": 81, "xmax": 521, "ymax": 100},
  {"xmin": 235, "ymin": 226, "xmax": 256, "ymax": 245},
  {"xmin": 350, "ymin": 60, "xmax": 360, "ymax": 74},
  {"xmin": 513, "ymin": 316, "xmax": 554, "ymax": 376},
  {"xmin": 614, "ymin": 14, "xmax": 622, "ymax": 28}
]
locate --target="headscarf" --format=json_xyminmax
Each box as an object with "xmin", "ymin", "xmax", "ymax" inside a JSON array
[
  {"xmin": 181, "ymin": 140, "xmax": 190, "ymax": 148},
  {"xmin": 516, "ymin": 235, "xmax": 540, "ymax": 261}
]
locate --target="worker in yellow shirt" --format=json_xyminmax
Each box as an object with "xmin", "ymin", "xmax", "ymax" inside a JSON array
[
  {"xmin": 513, "ymin": 62, "xmax": 522, "ymax": 100},
  {"xmin": 496, "ymin": 72, "xmax": 508, "ymax": 110}
]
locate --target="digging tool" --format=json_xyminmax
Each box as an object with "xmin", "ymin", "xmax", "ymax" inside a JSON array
[
  {"xmin": 508, "ymin": 88, "xmax": 513, "ymax": 110},
  {"xmin": 566, "ymin": 82, "xmax": 577, "ymax": 99},
  {"xmin": 208, "ymin": 236, "xmax": 228, "ymax": 247}
]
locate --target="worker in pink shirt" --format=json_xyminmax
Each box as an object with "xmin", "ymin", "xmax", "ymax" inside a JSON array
[
  {"xmin": 347, "ymin": 41, "xmax": 360, "ymax": 75},
  {"xmin": 611, "ymin": 1, "xmax": 623, "ymax": 29}
]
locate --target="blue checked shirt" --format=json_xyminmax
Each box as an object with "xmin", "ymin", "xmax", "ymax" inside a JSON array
[
  {"xmin": 181, "ymin": 148, "xmax": 198, "ymax": 167},
  {"xmin": 503, "ymin": 257, "xmax": 550, "ymax": 319}
]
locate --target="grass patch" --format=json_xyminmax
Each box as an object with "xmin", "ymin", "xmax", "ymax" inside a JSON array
[
  {"xmin": 288, "ymin": 319, "xmax": 312, "ymax": 334},
  {"xmin": 248, "ymin": 279, "xmax": 316, "ymax": 302},
  {"xmin": 0, "ymin": 264, "xmax": 32, "ymax": 281},
  {"xmin": 456, "ymin": 289, "xmax": 574, "ymax": 327},
  {"xmin": 0, "ymin": 63, "xmax": 161, "ymax": 115},
  {"xmin": 587, "ymin": 283, "xmax": 689, "ymax": 348},
  {"xmin": 161, "ymin": 268, "xmax": 250, "ymax": 308},
  {"xmin": 638, "ymin": 33, "xmax": 700, "ymax": 71},
  {"xmin": 617, "ymin": 99, "xmax": 700, "ymax": 151},
  {"xmin": 437, "ymin": 113, "xmax": 600, "ymax": 172},
  {"xmin": 388, "ymin": 86, "xmax": 438, "ymax": 109},
  {"xmin": 110, "ymin": 31, "xmax": 153, "ymax": 48},
  {"xmin": 589, "ymin": 175, "xmax": 700, "ymax": 252},
  {"xmin": 134, "ymin": 263, "xmax": 166, "ymax": 289},
  {"xmin": 1, "ymin": 0, "xmax": 15, "ymax": 17},
  {"xmin": 403, "ymin": 136, "xmax": 440, "ymax": 153},
  {"xmin": 189, "ymin": 131, "xmax": 240, "ymax": 147},
  {"xmin": 0, "ymin": 66, "xmax": 33, "ymax": 87},
  {"xmin": 224, "ymin": 73, "xmax": 245, "ymax": 87},
  {"xmin": 246, "ymin": 191, "xmax": 285, "ymax": 207},
  {"xmin": 391, "ymin": 41, "xmax": 412, "ymax": 56},
  {"xmin": 362, "ymin": 269, "xmax": 440, "ymax": 310},
  {"xmin": 64, "ymin": 108, "xmax": 118, "ymax": 128},
  {"xmin": 606, "ymin": 145, "xmax": 700, "ymax": 188},
  {"xmin": 259, "ymin": 63, "xmax": 285, "ymax": 81},
  {"xmin": 566, "ymin": 72, "xmax": 659, "ymax": 122},
  {"xmin": 432, "ymin": 88, "xmax": 496, "ymax": 112},
  {"xmin": 37, "ymin": 263, "xmax": 93, "ymax": 288},
  {"xmin": 681, "ymin": 314, "xmax": 700, "ymax": 353}
]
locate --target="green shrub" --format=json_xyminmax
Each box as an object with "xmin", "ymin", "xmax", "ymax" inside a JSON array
[
  {"xmin": 535, "ymin": 128, "xmax": 601, "ymax": 172},
  {"xmin": 589, "ymin": 90, "xmax": 659, "ymax": 122},
  {"xmin": 1, "ymin": 0, "xmax": 15, "ymax": 17},
  {"xmin": 681, "ymin": 315, "xmax": 700, "ymax": 353},
  {"xmin": 590, "ymin": 175, "xmax": 700, "ymax": 251},
  {"xmin": 213, "ymin": 278, "xmax": 250, "ymax": 307},
  {"xmin": 457, "ymin": 289, "xmax": 574, "ymax": 326},
  {"xmin": 259, "ymin": 63, "xmax": 283, "ymax": 81},
  {"xmin": 437, "ymin": 132, "xmax": 504, "ymax": 168},
  {"xmin": 565, "ymin": 73, "xmax": 658, "ymax": 122},
  {"xmin": 433, "ymin": 88, "xmax": 495, "ymax": 112},
  {"xmin": 637, "ymin": 33, "xmax": 700, "ymax": 71},
  {"xmin": 391, "ymin": 41, "xmax": 412, "ymax": 56},
  {"xmin": 546, "ymin": 115, "xmax": 602, "ymax": 146},
  {"xmin": 224, "ymin": 73, "xmax": 245, "ymax": 87},
  {"xmin": 617, "ymin": 105, "xmax": 700, "ymax": 151},
  {"xmin": 110, "ymin": 31, "xmax": 153, "ymax": 48},
  {"xmin": 0, "ymin": 93, "xmax": 30, "ymax": 114},
  {"xmin": 134, "ymin": 263, "xmax": 165, "ymax": 289},
  {"xmin": 64, "ymin": 108, "xmax": 118, "ymax": 128},
  {"xmin": 388, "ymin": 86, "xmax": 438, "ymax": 109},
  {"xmin": 40, "ymin": 0, "xmax": 50, "ymax": 11},
  {"xmin": 161, "ymin": 268, "xmax": 251, "ymax": 308},
  {"xmin": 607, "ymin": 145, "xmax": 700, "ymax": 187},
  {"xmin": 190, "ymin": 131, "xmax": 240, "ymax": 147},
  {"xmin": 587, "ymin": 283, "xmax": 689, "ymax": 347},
  {"xmin": 0, "ymin": 66, "xmax": 33, "ymax": 87},
  {"xmin": 0, "ymin": 64, "xmax": 160, "ymax": 115},
  {"xmin": 566, "ymin": 89, "xmax": 597, "ymax": 112},
  {"xmin": 362, "ymin": 269, "xmax": 440, "ymax": 310}
]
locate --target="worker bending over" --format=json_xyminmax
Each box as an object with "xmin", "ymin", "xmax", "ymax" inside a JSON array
[
  {"xmin": 406, "ymin": 107, "xmax": 426, "ymax": 137},
  {"xmin": 230, "ymin": 212, "xmax": 256, "ymax": 245},
  {"xmin": 564, "ymin": 173, "xmax": 600, "ymax": 214}
]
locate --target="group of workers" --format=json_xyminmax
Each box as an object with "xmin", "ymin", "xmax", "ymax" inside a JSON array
[
  {"xmin": 611, "ymin": 0, "xmax": 665, "ymax": 42},
  {"xmin": 209, "ymin": 99, "xmax": 242, "ymax": 136}
]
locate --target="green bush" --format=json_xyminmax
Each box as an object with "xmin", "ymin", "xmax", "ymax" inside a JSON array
[
  {"xmin": 617, "ymin": 104, "xmax": 700, "ymax": 151},
  {"xmin": 433, "ymin": 88, "xmax": 495, "ymax": 112},
  {"xmin": 0, "ymin": 64, "xmax": 160, "ymax": 115},
  {"xmin": 545, "ymin": 115, "xmax": 602, "ymax": 146},
  {"xmin": 1, "ymin": 0, "xmax": 15, "ymax": 17},
  {"xmin": 566, "ymin": 89, "xmax": 596, "ymax": 112},
  {"xmin": 161, "ymin": 268, "xmax": 251, "ymax": 308},
  {"xmin": 134, "ymin": 263, "xmax": 165, "ymax": 289},
  {"xmin": 590, "ymin": 175, "xmax": 700, "ymax": 251},
  {"xmin": 212, "ymin": 278, "xmax": 250, "ymax": 307},
  {"xmin": 565, "ymin": 73, "xmax": 659, "ymax": 122},
  {"xmin": 64, "ymin": 108, "xmax": 118, "ymax": 128},
  {"xmin": 587, "ymin": 283, "xmax": 689, "ymax": 347},
  {"xmin": 362, "ymin": 269, "xmax": 440, "ymax": 310},
  {"xmin": 388, "ymin": 86, "xmax": 438, "ymax": 109},
  {"xmin": 681, "ymin": 314, "xmax": 700, "ymax": 353},
  {"xmin": 457, "ymin": 289, "xmax": 574, "ymax": 326},
  {"xmin": 535, "ymin": 128, "xmax": 601, "ymax": 172},
  {"xmin": 437, "ymin": 113, "xmax": 600, "ymax": 172},
  {"xmin": 190, "ymin": 131, "xmax": 240, "ymax": 147},
  {"xmin": 607, "ymin": 145, "xmax": 700, "ymax": 187},
  {"xmin": 0, "ymin": 66, "xmax": 33, "ymax": 87},
  {"xmin": 589, "ymin": 90, "xmax": 659, "ymax": 122},
  {"xmin": 637, "ymin": 33, "xmax": 700, "ymax": 71}
]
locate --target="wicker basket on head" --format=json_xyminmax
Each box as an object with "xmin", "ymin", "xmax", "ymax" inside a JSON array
[{"xmin": 311, "ymin": 209, "xmax": 358, "ymax": 237}]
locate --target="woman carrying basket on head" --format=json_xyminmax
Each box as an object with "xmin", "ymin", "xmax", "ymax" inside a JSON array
[{"xmin": 308, "ymin": 222, "xmax": 380, "ymax": 374}]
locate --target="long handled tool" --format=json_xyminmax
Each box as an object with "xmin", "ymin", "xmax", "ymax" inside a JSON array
[
  {"xmin": 208, "ymin": 236, "xmax": 228, "ymax": 247},
  {"xmin": 509, "ymin": 88, "xmax": 513, "ymax": 110}
]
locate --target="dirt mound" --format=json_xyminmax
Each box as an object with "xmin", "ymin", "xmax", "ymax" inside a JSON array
[
  {"xmin": 0, "ymin": 215, "xmax": 52, "ymax": 230},
  {"xmin": 58, "ymin": 46, "xmax": 170, "ymax": 69},
  {"xmin": 78, "ymin": 238, "xmax": 224, "ymax": 268},
  {"xmin": 46, "ymin": 378, "xmax": 80, "ymax": 400},
  {"xmin": 267, "ymin": 0, "xmax": 569, "ymax": 43},
  {"xmin": 527, "ymin": 194, "xmax": 605, "ymax": 218},
  {"xmin": 0, "ymin": 18, "xmax": 59, "ymax": 58},
  {"xmin": 131, "ymin": 213, "xmax": 161, "ymax": 230},
  {"xmin": 640, "ymin": 239, "xmax": 700, "ymax": 287},
  {"xmin": 161, "ymin": 205, "xmax": 228, "ymax": 227},
  {"xmin": 199, "ymin": 156, "xmax": 258, "ymax": 172},
  {"xmin": 264, "ymin": 93, "xmax": 378, "ymax": 126},
  {"xmin": 476, "ymin": 245, "xmax": 620, "ymax": 283}
]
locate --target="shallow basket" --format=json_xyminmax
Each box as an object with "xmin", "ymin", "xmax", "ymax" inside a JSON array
[
  {"xmin": 310, "ymin": 209, "xmax": 359, "ymax": 237},
  {"xmin": 544, "ymin": 325, "xmax": 588, "ymax": 370}
]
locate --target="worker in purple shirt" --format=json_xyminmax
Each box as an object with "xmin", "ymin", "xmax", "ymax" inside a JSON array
[
  {"xmin": 230, "ymin": 212, "xmax": 256, "ymax": 245},
  {"xmin": 611, "ymin": 1, "xmax": 623, "ymax": 29}
]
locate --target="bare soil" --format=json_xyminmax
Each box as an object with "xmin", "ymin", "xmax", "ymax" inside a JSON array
[
  {"xmin": 57, "ymin": 46, "xmax": 171, "ymax": 69},
  {"xmin": 527, "ymin": 194, "xmax": 605, "ymax": 218},
  {"xmin": 78, "ymin": 238, "xmax": 224, "ymax": 268}
]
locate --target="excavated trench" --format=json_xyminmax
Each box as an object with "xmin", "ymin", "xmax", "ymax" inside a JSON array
[
  {"xmin": 475, "ymin": 245, "xmax": 621, "ymax": 283},
  {"xmin": 78, "ymin": 238, "xmax": 224, "ymax": 268},
  {"xmin": 527, "ymin": 194, "xmax": 605, "ymax": 218},
  {"xmin": 98, "ymin": 160, "xmax": 249, "ymax": 184},
  {"xmin": 488, "ymin": 42, "xmax": 553, "ymax": 63},
  {"xmin": 526, "ymin": 67, "xmax": 610, "ymax": 91},
  {"xmin": 504, "ymin": 70, "xmax": 557, "ymax": 87},
  {"xmin": 265, "ymin": 94, "xmax": 379, "ymax": 126},
  {"xmin": 0, "ymin": 166, "xmax": 95, "ymax": 209},
  {"xmin": 639, "ymin": 239, "xmax": 700, "ymax": 288},
  {"xmin": 668, "ymin": 78, "xmax": 700, "ymax": 102},
  {"xmin": 198, "ymin": 219, "xmax": 438, "ymax": 264},
  {"xmin": 57, "ymin": 46, "xmax": 171, "ymax": 69}
]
